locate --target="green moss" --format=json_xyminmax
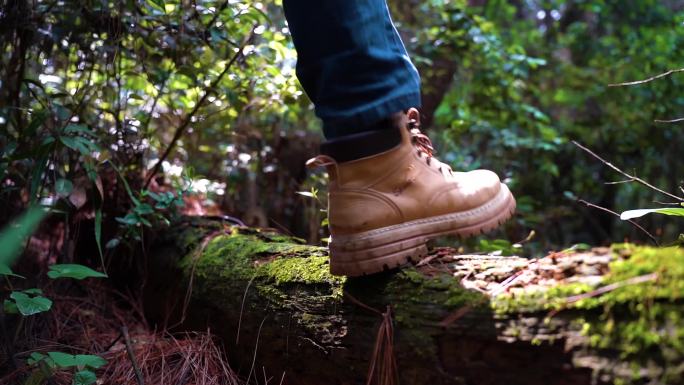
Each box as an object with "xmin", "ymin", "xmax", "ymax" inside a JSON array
[
  {"xmin": 178, "ymin": 228, "xmax": 344, "ymax": 301},
  {"xmin": 369, "ymin": 268, "xmax": 490, "ymax": 361},
  {"xmin": 387, "ymin": 268, "xmax": 487, "ymax": 327},
  {"xmin": 491, "ymin": 244, "xmax": 684, "ymax": 384},
  {"xmin": 256, "ymin": 255, "xmax": 345, "ymax": 296},
  {"xmin": 492, "ymin": 245, "xmax": 684, "ymax": 314},
  {"xmin": 393, "ymin": 268, "xmax": 487, "ymax": 309}
]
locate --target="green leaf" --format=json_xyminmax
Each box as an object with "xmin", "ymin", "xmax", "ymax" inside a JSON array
[
  {"xmin": 138, "ymin": 215, "xmax": 152, "ymax": 227},
  {"xmin": 74, "ymin": 354, "xmax": 107, "ymax": 369},
  {"xmin": 105, "ymin": 238, "xmax": 120, "ymax": 249},
  {"xmin": 27, "ymin": 352, "xmax": 47, "ymax": 365},
  {"xmin": 10, "ymin": 291, "xmax": 52, "ymax": 316},
  {"xmin": 0, "ymin": 207, "xmax": 47, "ymax": 266},
  {"xmin": 115, "ymin": 213, "xmax": 140, "ymax": 226},
  {"xmin": 94, "ymin": 209, "xmax": 104, "ymax": 269},
  {"xmin": 55, "ymin": 178, "xmax": 73, "ymax": 198},
  {"xmin": 147, "ymin": 0, "xmax": 165, "ymax": 11},
  {"xmin": 133, "ymin": 203, "xmax": 154, "ymax": 215},
  {"xmin": 26, "ymin": 110, "xmax": 48, "ymax": 137},
  {"xmin": 0, "ymin": 263, "xmax": 24, "ymax": 278},
  {"xmin": 64, "ymin": 124, "xmax": 94, "ymax": 136},
  {"xmin": 73, "ymin": 370, "xmax": 97, "ymax": 385},
  {"xmin": 47, "ymin": 264, "xmax": 107, "ymax": 280},
  {"xmin": 23, "ymin": 369, "xmax": 47, "ymax": 385},
  {"xmin": 295, "ymin": 191, "xmax": 316, "ymax": 198},
  {"xmin": 620, "ymin": 208, "xmax": 684, "ymax": 220},
  {"xmin": 48, "ymin": 351, "xmax": 78, "ymax": 368},
  {"xmin": 29, "ymin": 153, "xmax": 49, "ymax": 203},
  {"xmin": 54, "ymin": 104, "xmax": 71, "ymax": 120},
  {"xmin": 60, "ymin": 136, "xmax": 91, "ymax": 155},
  {"xmin": 44, "ymin": 353, "xmax": 106, "ymax": 371},
  {"xmin": 3, "ymin": 299, "xmax": 18, "ymax": 314}
]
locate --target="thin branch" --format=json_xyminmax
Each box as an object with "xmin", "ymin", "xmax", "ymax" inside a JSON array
[
  {"xmin": 654, "ymin": 117, "xmax": 684, "ymax": 124},
  {"xmin": 578, "ymin": 199, "xmax": 659, "ymax": 246},
  {"xmin": 565, "ymin": 273, "xmax": 657, "ymax": 303},
  {"xmin": 236, "ymin": 275, "xmax": 255, "ymax": 345},
  {"xmin": 246, "ymin": 316, "xmax": 267, "ymax": 385},
  {"xmin": 604, "ymin": 179, "xmax": 634, "ymax": 185},
  {"xmin": 121, "ymin": 326, "xmax": 144, "ymax": 385},
  {"xmin": 572, "ymin": 140, "xmax": 684, "ymax": 202},
  {"xmin": 143, "ymin": 29, "xmax": 254, "ymax": 189},
  {"xmin": 608, "ymin": 67, "xmax": 684, "ymax": 87},
  {"xmin": 652, "ymin": 200, "xmax": 682, "ymax": 206}
]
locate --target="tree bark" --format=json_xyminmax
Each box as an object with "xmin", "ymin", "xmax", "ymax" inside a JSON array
[{"xmin": 144, "ymin": 218, "xmax": 684, "ymax": 385}]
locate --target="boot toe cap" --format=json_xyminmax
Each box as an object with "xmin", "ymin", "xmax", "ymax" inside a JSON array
[{"xmin": 451, "ymin": 169, "xmax": 504, "ymax": 208}]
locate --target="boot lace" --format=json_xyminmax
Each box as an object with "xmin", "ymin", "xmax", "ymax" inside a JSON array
[{"xmin": 407, "ymin": 109, "xmax": 454, "ymax": 176}]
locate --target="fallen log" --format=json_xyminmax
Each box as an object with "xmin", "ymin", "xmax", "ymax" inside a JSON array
[{"xmin": 145, "ymin": 218, "xmax": 684, "ymax": 385}]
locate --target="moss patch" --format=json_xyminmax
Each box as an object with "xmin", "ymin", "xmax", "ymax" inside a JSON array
[
  {"xmin": 492, "ymin": 245, "xmax": 684, "ymax": 313},
  {"xmin": 257, "ymin": 256, "xmax": 345, "ymax": 297},
  {"xmin": 492, "ymin": 244, "xmax": 684, "ymax": 383},
  {"xmin": 178, "ymin": 227, "xmax": 344, "ymax": 300}
]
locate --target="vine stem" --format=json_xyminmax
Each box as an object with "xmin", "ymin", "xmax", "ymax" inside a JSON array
[
  {"xmin": 577, "ymin": 199, "xmax": 659, "ymax": 246},
  {"xmin": 143, "ymin": 29, "xmax": 255, "ymax": 189},
  {"xmin": 572, "ymin": 140, "xmax": 684, "ymax": 202},
  {"xmin": 608, "ymin": 67, "xmax": 684, "ymax": 87}
]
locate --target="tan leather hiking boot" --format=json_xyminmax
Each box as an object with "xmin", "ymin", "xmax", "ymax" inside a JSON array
[{"xmin": 307, "ymin": 108, "xmax": 516, "ymax": 276}]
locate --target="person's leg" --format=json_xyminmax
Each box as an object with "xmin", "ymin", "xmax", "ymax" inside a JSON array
[
  {"xmin": 282, "ymin": 0, "xmax": 420, "ymax": 139},
  {"xmin": 284, "ymin": 1, "xmax": 516, "ymax": 277}
]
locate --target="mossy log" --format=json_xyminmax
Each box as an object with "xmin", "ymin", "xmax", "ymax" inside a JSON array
[{"xmin": 145, "ymin": 218, "xmax": 684, "ymax": 385}]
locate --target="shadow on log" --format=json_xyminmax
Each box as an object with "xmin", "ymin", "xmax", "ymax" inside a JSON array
[{"xmin": 145, "ymin": 217, "xmax": 684, "ymax": 385}]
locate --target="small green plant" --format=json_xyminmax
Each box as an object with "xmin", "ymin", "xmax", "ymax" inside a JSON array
[
  {"xmin": 0, "ymin": 207, "xmax": 108, "ymax": 384},
  {"xmin": 26, "ymin": 351, "xmax": 107, "ymax": 385},
  {"xmin": 476, "ymin": 238, "xmax": 521, "ymax": 256},
  {"xmin": 297, "ymin": 173, "xmax": 330, "ymax": 244},
  {"xmin": 107, "ymin": 164, "xmax": 188, "ymax": 249}
]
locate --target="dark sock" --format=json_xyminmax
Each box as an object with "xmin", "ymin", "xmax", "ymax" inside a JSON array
[{"xmin": 320, "ymin": 117, "xmax": 403, "ymax": 163}]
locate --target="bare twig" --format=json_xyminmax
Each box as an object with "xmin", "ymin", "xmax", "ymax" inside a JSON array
[
  {"xmin": 654, "ymin": 117, "xmax": 684, "ymax": 124},
  {"xmin": 652, "ymin": 200, "xmax": 682, "ymax": 206},
  {"xmin": 608, "ymin": 67, "xmax": 684, "ymax": 87},
  {"xmin": 572, "ymin": 140, "xmax": 684, "ymax": 202},
  {"xmin": 246, "ymin": 316, "xmax": 268, "ymax": 385},
  {"xmin": 565, "ymin": 273, "xmax": 658, "ymax": 303},
  {"xmin": 604, "ymin": 179, "xmax": 635, "ymax": 185},
  {"xmin": 578, "ymin": 199, "xmax": 659, "ymax": 245},
  {"xmin": 143, "ymin": 29, "xmax": 254, "ymax": 189},
  {"xmin": 236, "ymin": 275, "xmax": 256, "ymax": 345},
  {"xmin": 122, "ymin": 326, "xmax": 145, "ymax": 385},
  {"xmin": 438, "ymin": 306, "xmax": 472, "ymax": 327}
]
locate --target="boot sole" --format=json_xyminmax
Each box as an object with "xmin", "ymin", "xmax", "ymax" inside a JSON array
[{"xmin": 328, "ymin": 184, "xmax": 516, "ymax": 276}]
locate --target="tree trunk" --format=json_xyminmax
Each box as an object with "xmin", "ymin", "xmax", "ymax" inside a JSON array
[{"xmin": 144, "ymin": 218, "xmax": 684, "ymax": 385}]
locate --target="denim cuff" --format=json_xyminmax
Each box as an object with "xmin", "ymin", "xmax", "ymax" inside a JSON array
[{"xmin": 322, "ymin": 91, "xmax": 421, "ymax": 139}]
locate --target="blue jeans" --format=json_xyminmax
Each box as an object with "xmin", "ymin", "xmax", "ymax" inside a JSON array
[{"xmin": 282, "ymin": 0, "xmax": 421, "ymax": 139}]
